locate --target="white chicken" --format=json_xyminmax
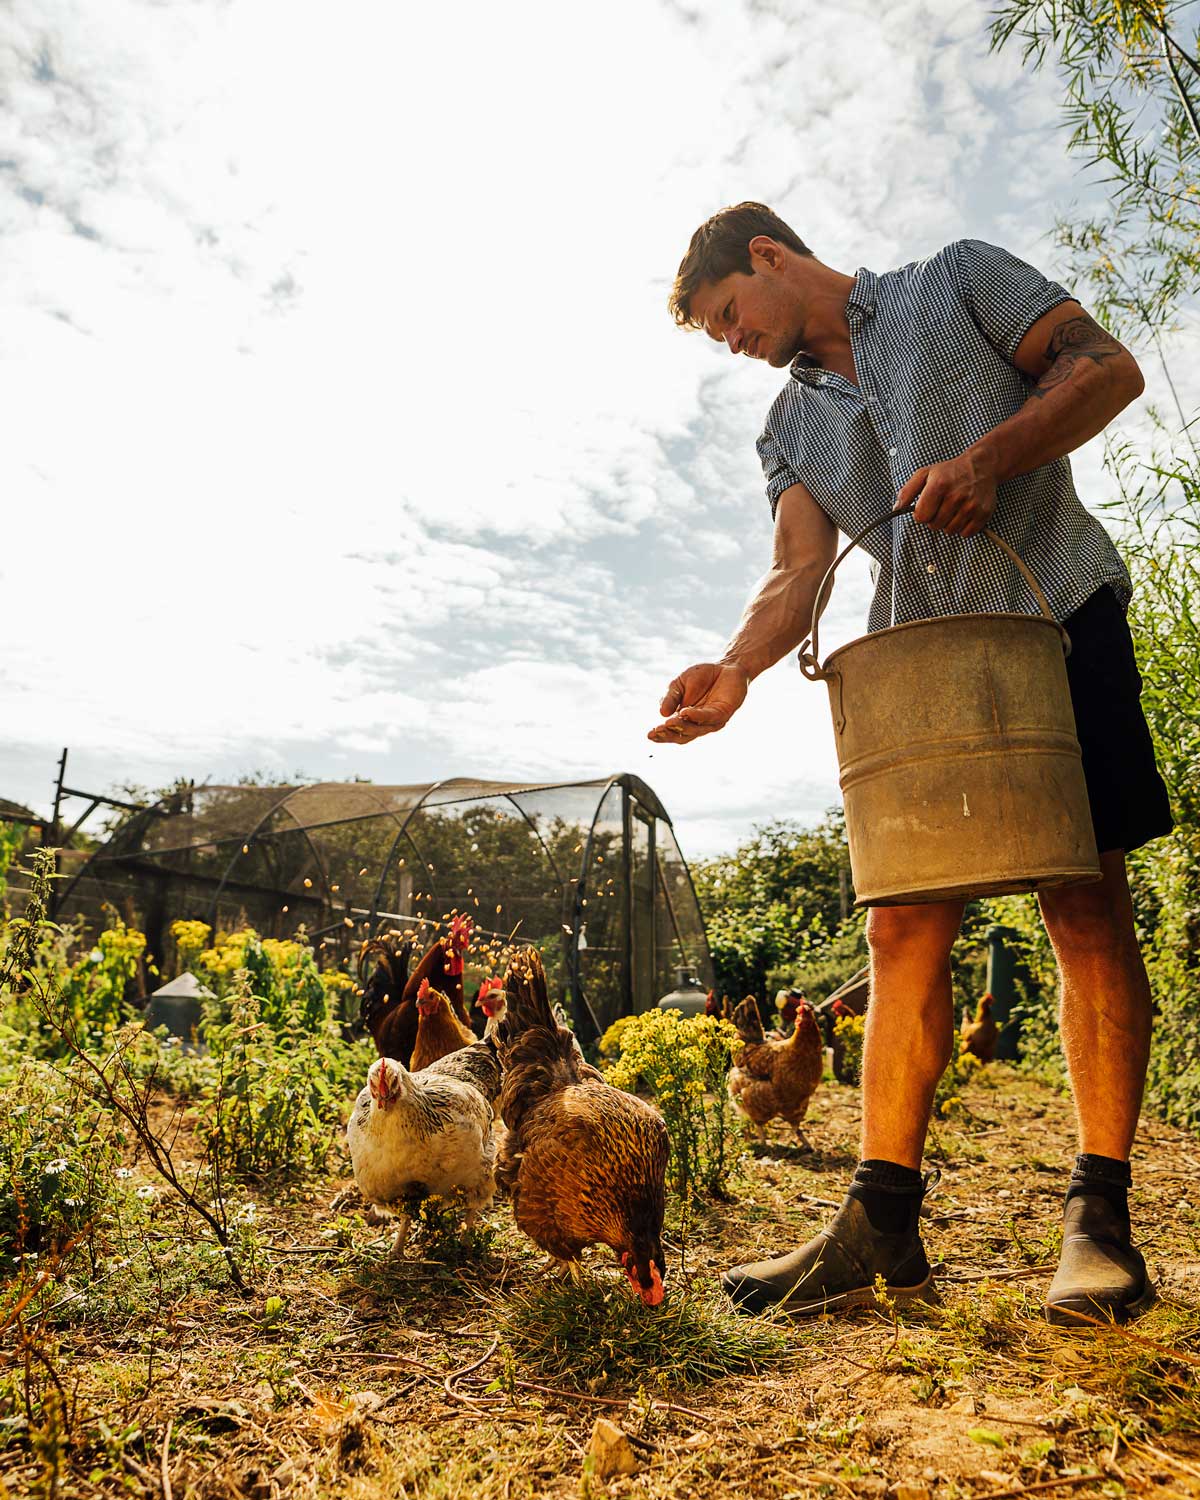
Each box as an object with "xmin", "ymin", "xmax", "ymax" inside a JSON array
[{"xmin": 346, "ymin": 1055, "xmax": 496, "ymax": 1254}]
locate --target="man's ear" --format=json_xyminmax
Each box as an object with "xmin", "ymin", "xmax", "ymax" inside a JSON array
[{"xmin": 747, "ymin": 235, "xmax": 786, "ymax": 271}]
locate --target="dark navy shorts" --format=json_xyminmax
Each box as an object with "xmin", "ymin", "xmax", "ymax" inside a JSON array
[{"xmin": 1063, "ymin": 586, "xmax": 1174, "ymax": 855}]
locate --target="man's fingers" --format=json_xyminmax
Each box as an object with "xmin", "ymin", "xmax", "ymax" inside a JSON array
[
  {"xmin": 647, "ymin": 704, "xmax": 728, "ymax": 744},
  {"xmin": 913, "ymin": 475, "xmax": 953, "ymax": 526},
  {"xmin": 894, "ymin": 467, "xmax": 930, "ymax": 512},
  {"xmin": 659, "ymin": 678, "xmax": 684, "ymax": 715}
]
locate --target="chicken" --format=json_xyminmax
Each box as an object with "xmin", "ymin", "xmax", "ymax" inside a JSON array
[
  {"xmin": 411, "ymin": 978, "xmax": 476, "ymax": 1072},
  {"xmin": 496, "ymin": 948, "xmax": 669, "ymax": 1305},
  {"xmin": 961, "ymin": 992, "xmax": 1000, "ymax": 1063},
  {"xmin": 405, "ymin": 916, "xmax": 474, "ymax": 1029},
  {"xmin": 728, "ymin": 996, "xmax": 824, "ymax": 1146},
  {"xmin": 358, "ymin": 935, "xmax": 418, "ymax": 1066},
  {"xmin": 720, "ymin": 995, "xmax": 736, "ymax": 1024},
  {"xmin": 423, "ymin": 1034, "xmax": 504, "ymax": 1110},
  {"xmin": 346, "ymin": 1055, "xmax": 495, "ymax": 1253},
  {"xmin": 476, "ymin": 976, "xmax": 506, "ymax": 1039},
  {"xmin": 358, "ymin": 918, "xmax": 474, "ymax": 1066},
  {"xmin": 776, "ymin": 988, "xmax": 805, "ymax": 1037},
  {"xmin": 704, "ymin": 989, "xmax": 721, "ymax": 1019},
  {"xmin": 732, "ymin": 995, "xmax": 766, "ymax": 1045}
]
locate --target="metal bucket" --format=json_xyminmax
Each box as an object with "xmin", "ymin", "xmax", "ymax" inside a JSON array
[{"xmin": 799, "ymin": 513, "xmax": 1101, "ymax": 906}]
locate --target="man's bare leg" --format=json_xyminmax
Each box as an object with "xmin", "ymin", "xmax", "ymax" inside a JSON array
[
  {"xmin": 860, "ymin": 899, "xmax": 967, "ymax": 1167},
  {"xmin": 1039, "ymin": 850, "xmax": 1152, "ymax": 1158},
  {"xmin": 721, "ymin": 898, "xmax": 964, "ymax": 1314},
  {"xmin": 1038, "ymin": 850, "xmax": 1153, "ymax": 1323}
]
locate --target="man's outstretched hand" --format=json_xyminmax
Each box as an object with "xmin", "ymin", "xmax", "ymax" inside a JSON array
[{"xmin": 648, "ymin": 662, "xmax": 750, "ymax": 745}]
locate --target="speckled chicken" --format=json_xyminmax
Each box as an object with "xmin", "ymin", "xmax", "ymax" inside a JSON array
[
  {"xmin": 728, "ymin": 995, "xmax": 824, "ymax": 1146},
  {"xmin": 411, "ymin": 979, "xmax": 476, "ymax": 1072},
  {"xmin": 345, "ymin": 1055, "xmax": 495, "ymax": 1254},
  {"xmin": 496, "ymin": 949, "xmax": 669, "ymax": 1305}
]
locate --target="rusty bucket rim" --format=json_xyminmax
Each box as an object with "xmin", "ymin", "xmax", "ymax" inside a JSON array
[{"xmin": 817, "ymin": 609, "xmax": 1069, "ymax": 676}]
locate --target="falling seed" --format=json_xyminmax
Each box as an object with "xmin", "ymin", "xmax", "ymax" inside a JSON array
[
  {"xmin": 359, "ymin": 867, "xmax": 368, "ymax": 877},
  {"xmin": 304, "ymin": 878, "xmax": 313, "ymax": 889},
  {"xmin": 344, "ymin": 918, "xmax": 354, "ymax": 928},
  {"xmin": 282, "ymin": 904, "xmax": 289, "ymax": 913},
  {"xmin": 596, "ymin": 855, "xmax": 604, "ymax": 864},
  {"xmin": 242, "ymin": 843, "xmax": 250, "ymax": 854},
  {"xmin": 331, "ymin": 883, "xmax": 340, "ymax": 892},
  {"xmin": 495, "ymin": 905, "xmax": 502, "ymax": 914},
  {"xmin": 574, "ymin": 844, "xmax": 582, "ymax": 852}
]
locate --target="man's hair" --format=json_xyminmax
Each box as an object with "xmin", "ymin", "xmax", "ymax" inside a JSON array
[{"xmin": 668, "ymin": 202, "xmax": 813, "ymax": 329}]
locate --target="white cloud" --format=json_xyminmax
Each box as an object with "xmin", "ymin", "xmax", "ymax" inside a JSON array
[{"xmin": 0, "ymin": 0, "xmax": 1177, "ymax": 861}]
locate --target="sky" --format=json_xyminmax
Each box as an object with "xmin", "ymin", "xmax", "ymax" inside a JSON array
[{"xmin": 0, "ymin": 0, "xmax": 1182, "ymax": 860}]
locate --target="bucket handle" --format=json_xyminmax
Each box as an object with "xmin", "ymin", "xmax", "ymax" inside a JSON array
[{"xmin": 798, "ymin": 503, "xmax": 1069, "ymax": 682}]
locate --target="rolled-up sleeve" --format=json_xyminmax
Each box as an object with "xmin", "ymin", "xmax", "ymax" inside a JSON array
[
  {"xmin": 952, "ymin": 239, "xmax": 1074, "ymax": 361},
  {"xmin": 757, "ymin": 425, "xmax": 803, "ymax": 520}
]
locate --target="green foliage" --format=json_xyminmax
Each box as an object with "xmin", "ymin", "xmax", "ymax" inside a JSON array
[
  {"xmin": 605, "ymin": 1010, "xmax": 740, "ymax": 1199},
  {"xmin": 0, "ymin": 1061, "xmax": 119, "ymax": 1271},
  {"xmin": 203, "ymin": 968, "xmax": 371, "ymax": 1183},
  {"xmin": 0, "ymin": 820, "xmax": 24, "ymax": 910},
  {"xmin": 692, "ymin": 811, "xmax": 858, "ymax": 1000},
  {"xmin": 197, "ymin": 927, "xmax": 329, "ymax": 1033},
  {"xmin": 991, "ymin": 1, "xmax": 1200, "ymax": 343},
  {"xmin": 409, "ymin": 1190, "xmax": 498, "ymax": 1264}
]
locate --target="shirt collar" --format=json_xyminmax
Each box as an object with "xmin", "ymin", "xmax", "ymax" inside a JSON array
[{"xmin": 789, "ymin": 267, "xmax": 878, "ymax": 383}]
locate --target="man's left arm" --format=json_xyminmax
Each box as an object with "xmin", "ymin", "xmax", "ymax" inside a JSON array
[{"xmin": 896, "ymin": 300, "xmax": 1144, "ymax": 537}]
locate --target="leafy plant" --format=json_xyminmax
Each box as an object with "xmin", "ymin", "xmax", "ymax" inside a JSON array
[
  {"xmin": 0, "ymin": 1061, "xmax": 119, "ymax": 1271},
  {"xmin": 605, "ymin": 1010, "xmax": 740, "ymax": 1199},
  {"xmin": 203, "ymin": 967, "xmax": 369, "ymax": 1183}
]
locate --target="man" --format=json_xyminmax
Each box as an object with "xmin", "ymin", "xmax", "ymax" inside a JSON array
[{"xmin": 650, "ymin": 203, "xmax": 1172, "ymax": 1325}]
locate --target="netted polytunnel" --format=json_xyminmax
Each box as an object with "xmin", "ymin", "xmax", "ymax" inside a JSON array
[{"xmin": 55, "ymin": 774, "xmax": 713, "ymax": 1041}]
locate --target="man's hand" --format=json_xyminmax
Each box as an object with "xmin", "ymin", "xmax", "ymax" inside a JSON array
[
  {"xmin": 648, "ymin": 662, "xmax": 750, "ymax": 744},
  {"xmin": 894, "ymin": 449, "xmax": 998, "ymax": 538}
]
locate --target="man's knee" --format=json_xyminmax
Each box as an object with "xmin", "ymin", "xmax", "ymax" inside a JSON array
[
  {"xmin": 1041, "ymin": 855, "xmax": 1138, "ymax": 959},
  {"xmin": 866, "ymin": 901, "xmax": 962, "ymax": 969}
]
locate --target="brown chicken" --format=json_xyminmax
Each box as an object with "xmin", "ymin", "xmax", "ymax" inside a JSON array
[
  {"xmin": 961, "ymin": 993, "xmax": 1000, "ymax": 1063},
  {"xmin": 495, "ymin": 949, "xmax": 669, "ymax": 1305},
  {"xmin": 358, "ymin": 920, "xmax": 475, "ymax": 1067},
  {"xmin": 411, "ymin": 979, "xmax": 476, "ymax": 1072},
  {"xmin": 828, "ymin": 994, "xmax": 860, "ymax": 1084},
  {"xmin": 732, "ymin": 995, "xmax": 767, "ymax": 1045},
  {"xmin": 728, "ymin": 996, "xmax": 824, "ymax": 1146}
]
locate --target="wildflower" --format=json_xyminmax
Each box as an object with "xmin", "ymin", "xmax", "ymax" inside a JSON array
[
  {"xmin": 115, "ymin": 1167, "xmax": 133, "ymax": 1179},
  {"xmin": 136, "ymin": 1185, "xmax": 157, "ymax": 1200},
  {"xmin": 44, "ymin": 1158, "xmax": 69, "ymax": 1175}
]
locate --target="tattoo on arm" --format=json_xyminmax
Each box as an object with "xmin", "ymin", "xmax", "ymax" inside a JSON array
[{"xmin": 1029, "ymin": 314, "xmax": 1124, "ymax": 400}]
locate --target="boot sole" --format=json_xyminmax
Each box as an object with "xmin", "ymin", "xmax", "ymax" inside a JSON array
[
  {"xmin": 1044, "ymin": 1279, "xmax": 1155, "ymax": 1329},
  {"xmin": 726, "ymin": 1269, "xmax": 934, "ymax": 1319}
]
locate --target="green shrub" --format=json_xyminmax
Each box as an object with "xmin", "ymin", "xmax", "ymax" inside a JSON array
[
  {"xmin": 0, "ymin": 1061, "xmax": 119, "ymax": 1270},
  {"xmin": 203, "ymin": 968, "xmax": 371, "ymax": 1183},
  {"xmin": 605, "ymin": 1010, "xmax": 740, "ymax": 1199}
]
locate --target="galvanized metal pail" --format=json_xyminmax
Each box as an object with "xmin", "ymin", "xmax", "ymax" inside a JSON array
[{"xmin": 799, "ymin": 513, "xmax": 1101, "ymax": 906}]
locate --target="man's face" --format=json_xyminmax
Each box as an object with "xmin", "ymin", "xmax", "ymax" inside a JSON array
[{"xmin": 691, "ymin": 248, "xmax": 807, "ymax": 368}]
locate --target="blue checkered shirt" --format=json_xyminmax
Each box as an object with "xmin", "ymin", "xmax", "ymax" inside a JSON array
[{"xmin": 756, "ymin": 239, "xmax": 1132, "ymax": 631}]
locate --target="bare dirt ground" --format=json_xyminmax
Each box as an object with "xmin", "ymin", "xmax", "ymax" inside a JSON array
[{"xmin": 6, "ymin": 1067, "xmax": 1200, "ymax": 1499}]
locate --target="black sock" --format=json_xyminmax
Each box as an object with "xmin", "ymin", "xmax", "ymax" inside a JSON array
[
  {"xmin": 846, "ymin": 1158, "xmax": 925, "ymax": 1234},
  {"xmin": 1066, "ymin": 1153, "xmax": 1131, "ymax": 1237}
]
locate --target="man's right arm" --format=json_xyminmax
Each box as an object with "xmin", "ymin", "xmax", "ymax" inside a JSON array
[{"xmin": 647, "ymin": 483, "xmax": 838, "ymax": 744}]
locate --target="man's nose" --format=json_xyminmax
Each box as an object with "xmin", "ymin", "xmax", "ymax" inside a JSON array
[{"xmin": 725, "ymin": 327, "xmax": 743, "ymax": 355}]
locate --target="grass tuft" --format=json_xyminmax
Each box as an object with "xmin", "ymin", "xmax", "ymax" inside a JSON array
[{"xmin": 499, "ymin": 1271, "xmax": 788, "ymax": 1391}]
